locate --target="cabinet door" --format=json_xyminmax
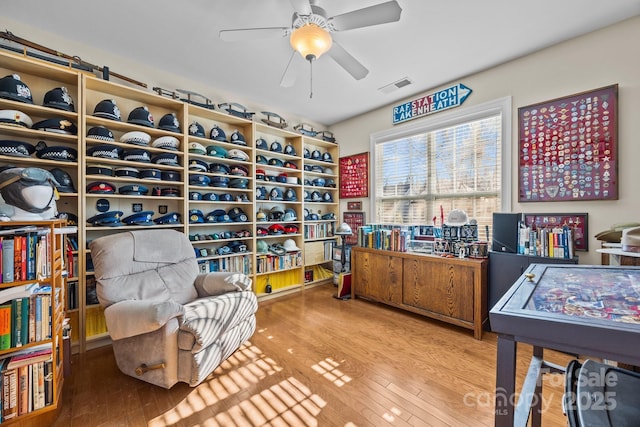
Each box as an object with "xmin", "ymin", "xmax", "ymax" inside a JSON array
[
  {"xmin": 353, "ymin": 250, "xmax": 402, "ymax": 304},
  {"xmin": 488, "ymin": 252, "xmax": 528, "ymax": 311},
  {"xmin": 402, "ymin": 258, "xmax": 475, "ymax": 322}
]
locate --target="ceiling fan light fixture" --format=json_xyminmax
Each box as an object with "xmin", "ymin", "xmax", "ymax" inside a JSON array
[{"xmin": 290, "ymin": 23, "xmax": 332, "ymax": 61}]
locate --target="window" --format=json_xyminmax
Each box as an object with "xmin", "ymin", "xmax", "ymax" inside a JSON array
[{"xmin": 370, "ymin": 97, "xmax": 511, "ymax": 235}]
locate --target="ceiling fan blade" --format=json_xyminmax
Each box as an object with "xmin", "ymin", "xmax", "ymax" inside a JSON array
[
  {"xmin": 327, "ymin": 41, "xmax": 369, "ymax": 80},
  {"xmin": 289, "ymin": 0, "xmax": 312, "ymax": 16},
  {"xmin": 219, "ymin": 27, "xmax": 288, "ymax": 42},
  {"xmin": 330, "ymin": 0, "xmax": 402, "ymax": 31},
  {"xmin": 280, "ymin": 51, "xmax": 300, "ymax": 87}
]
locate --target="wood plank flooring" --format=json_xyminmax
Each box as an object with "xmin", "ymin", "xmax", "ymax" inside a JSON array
[{"xmin": 46, "ymin": 284, "xmax": 572, "ymax": 426}]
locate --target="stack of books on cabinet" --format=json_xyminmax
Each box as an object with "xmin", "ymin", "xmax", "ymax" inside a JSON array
[{"xmin": 0, "ymin": 220, "xmax": 66, "ymax": 423}]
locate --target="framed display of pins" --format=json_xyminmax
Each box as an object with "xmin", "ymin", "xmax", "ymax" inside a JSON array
[{"xmin": 518, "ymin": 84, "xmax": 618, "ymax": 202}]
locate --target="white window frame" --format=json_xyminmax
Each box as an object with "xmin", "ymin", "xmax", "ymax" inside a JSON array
[{"xmin": 370, "ymin": 96, "xmax": 512, "ymax": 220}]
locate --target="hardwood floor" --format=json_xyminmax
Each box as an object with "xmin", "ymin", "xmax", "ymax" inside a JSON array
[{"xmin": 48, "ymin": 284, "xmax": 572, "ymax": 426}]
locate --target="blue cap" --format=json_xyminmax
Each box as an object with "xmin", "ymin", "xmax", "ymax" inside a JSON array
[
  {"xmin": 122, "ymin": 211, "xmax": 155, "ymax": 225},
  {"xmin": 188, "ymin": 159, "xmax": 208, "ymax": 172},
  {"xmin": 87, "ymin": 210, "xmax": 124, "ymax": 226},
  {"xmin": 152, "ymin": 152, "xmax": 179, "ymax": 166},
  {"xmin": 118, "ymin": 184, "xmax": 149, "ymax": 195},
  {"xmin": 189, "ymin": 191, "xmax": 202, "ymax": 200},
  {"xmin": 210, "ymin": 176, "xmax": 229, "ymax": 188},
  {"xmin": 139, "ymin": 168, "xmax": 162, "ymax": 180},
  {"xmin": 32, "ymin": 117, "xmax": 77, "ymax": 135},
  {"xmin": 189, "ymin": 174, "xmax": 211, "ymax": 186},
  {"xmin": 154, "ymin": 212, "xmax": 181, "ymax": 224},
  {"xmin": 123, "ymin": 149, "xmax": 151, "ymax": 163},
  {"xmin": 202, "ymin": 192, "xmax": 218, "ymax": 201},
  {"xmin": 189, "ymin": 209, "xmax": 204, "ymax": 223}
]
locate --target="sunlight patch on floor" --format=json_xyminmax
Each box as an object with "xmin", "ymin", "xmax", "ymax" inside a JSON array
[{"xmin": 311, "ymin": 357, "xmax": 352, "ymax": 387}]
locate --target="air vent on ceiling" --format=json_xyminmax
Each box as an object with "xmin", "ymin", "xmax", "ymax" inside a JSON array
[{"xmin": 378, "ymin": 77, "xmax": 413, "ymax": 94}]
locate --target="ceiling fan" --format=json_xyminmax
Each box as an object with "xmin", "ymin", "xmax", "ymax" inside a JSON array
[{"xmin": 219, "ymin": 0, "xmax": 402, "ymax": 91}]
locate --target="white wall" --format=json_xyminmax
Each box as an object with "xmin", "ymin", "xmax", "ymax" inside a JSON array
[{"xmin": 330, "ymin": 15, "xmax": 640, "ymax": 265}]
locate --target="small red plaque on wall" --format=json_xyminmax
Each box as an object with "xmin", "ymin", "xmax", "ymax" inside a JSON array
[{"xmin": 339, "ymin": 152, "xmax": 369, "ymax": 198}]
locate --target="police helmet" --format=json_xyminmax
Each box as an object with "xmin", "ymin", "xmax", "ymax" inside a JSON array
[
  {"xmin": 93, "ymin": 99, "xmax": 121, "ymax": 121},
  {"xmin": 270, "ymin": 141, "xmax": 283, "ymax": 153},
  {"xmin": 256, "ymin": 186, "xmax": 267, "ymax": 200},
  {"xmin": 269, "ymin": 187, "xmax": 283, "ymax": 201},
  {"xmin": 256, "ymin": 209, "xmax": 268, "ymax": 222},
  {"xmin": 269, "ymin": 206, "xmax": 284, "ymax": 221},
  {"xmin": 284, "ymin": 144, "xmax": 296, "ymax": 156},
  {"xmin": 0, "ymin": 74, "xmax": 33, "ymax": 104},
  {"xmin": 43, "ymin": 87, "xmax": 74, "ymax": 112},
  {"xmin": 284, "ymin": 188, "xmax": 297, "ymax": 201},
  {"xmin": 312, "ymin": 177, "xmax": 326, "ymax": 187},
  {"xmin": 128, "ymin": 106, "xmax": 154, "ymax": 127},
  {"xmin": 158, "ymin": 113, "xmax": 181, "ymax": 133},
  {"xmin": 323, "ymin": 191, "xmax": 334, "ymax": 202},
  {"xmin": 311, "ymin": 149, "xmax": 321, "ymax": 160},
  {"xmin": 256, "ymin": 138, "xmax": 268, "ymax": 150},
  {"xmin": 50, "ymin": 168, "xmax": 76, "ymax": 193},
  {"xmin": 322, "ymin": 152, "xmax": 333, "ymax": 162},
  {"xmin": 189, "ymin": 121, "xmax": 206, "ymax": 137},
  {"xmin": 310, "ymin": 190, "xmax": 322, "ymax": 202},
  {"xmin": 304, "ymin": 148, "xmax": 311, "ymax": 158},
  {"xmin": 210, "ymin": 125, "xmax": 228, "ymax": 142},
  {"xmin": 283, "ymin": 208, "xmax": 297, "ymax": 221},
  {"xmin": 230, "ymin": 130, "xmax": 247, "ymax": 145}
]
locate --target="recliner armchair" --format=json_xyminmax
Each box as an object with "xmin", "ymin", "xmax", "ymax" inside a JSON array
[{"xmin": 89, "ymin": 229, "xmax": 258, "ymax": 388}]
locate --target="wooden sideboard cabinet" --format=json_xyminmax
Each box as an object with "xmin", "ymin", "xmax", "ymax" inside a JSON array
[{"xmin": 351, "ymin": 247, "xmax": 488, "ymax": 339}]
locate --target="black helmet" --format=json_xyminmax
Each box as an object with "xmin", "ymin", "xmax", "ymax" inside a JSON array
[
  {"xmin": 50, "ymin": 168, "xmax": 76, "ymax": 193},
  {"xmin": 93, "ymin": 99, "xmax": 121, "ymax": 121},
  {"xmin": 43, "ymin": 87, "xmax": 75, "ymax": 112},
  {"xmin": 158, "ymin": 113, "xmax": 181, "ymax": 133},
  {"xmin": 127, "ymin": 106, "xmax": 154, "ymax": 127},
  {"xmin": 0, "ymin": 74, "xmax": 33, "ymax": 104}
]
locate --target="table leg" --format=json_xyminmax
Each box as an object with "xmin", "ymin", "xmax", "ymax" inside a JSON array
[
  {"xmin": 495, "ymin": 334, "xmax": 516, "ymax": 427},
  {"xmin": 531, "ymin": 346, "xmax": 543, "ymax": 427}
]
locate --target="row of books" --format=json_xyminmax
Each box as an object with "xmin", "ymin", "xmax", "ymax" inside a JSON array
[
  {"xmin": 0, "ymin": 344, "xmax": 54, "ymax": 421},
  {"xmin": 256, "ymin": 252, "xmax": 303, "ymax": 274},
  {"xmin": 303, "ymin": 223, "xmax": 334, "ymax": 239},
  {"xmin": 357, "ymin": 224, "xmax": 411, "ymax": 252},
  {"xmin": 197, "ymin": 255, "xmax": 252, "ymax": 275},
  {"xmin": 0, "ymin": 228, "xmax": 52, "ymax": 284},
  {"xmin": 0, "ymin": 284, "xmax": 52, "ymax": 350},
  {"xmin": 517, "ymin": 224, "xmax": 575, "ymax": 259}
]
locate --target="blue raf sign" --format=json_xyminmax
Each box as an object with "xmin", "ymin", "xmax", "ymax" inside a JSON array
[{"xmin": 392, "ymin": 83, "xmax": 472, "ymax": 124}]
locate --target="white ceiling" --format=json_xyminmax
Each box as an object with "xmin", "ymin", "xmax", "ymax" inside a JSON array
[{"xmin": 2, "ymin": 0, "xmax": 640, "ymax": 126}]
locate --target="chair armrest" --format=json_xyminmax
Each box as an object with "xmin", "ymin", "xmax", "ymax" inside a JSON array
[
  {"xmin": 194, "ymin": 272, "xmax": 253, "ymax": 297},
  {"xmin": 103, "ymin": 300, "xmax": 184, "ymax": 340}
]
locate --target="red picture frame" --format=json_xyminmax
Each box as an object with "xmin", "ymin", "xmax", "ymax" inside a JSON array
[
  {"xmin": 518, "ymin": 84, "xmax": 618, "ymax": 202},
  {"xmin": 339, "ymin": 152, "xmax": 369, "ymax": 198}
]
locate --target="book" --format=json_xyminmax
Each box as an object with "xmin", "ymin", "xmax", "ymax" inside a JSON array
[
  {"xmin": 43, "ymin": 360, "xmax": 53, "ymax": 406},
  {"xmin": 0, "ymin": 304, "xmax": 11, "ymax": 350},
  {"xmin": 6, "ymin": 344, "xmax": 52, "ymax": 370},
  {"xmin": 17, "ymin": 365, "xmax": 29, "ymax": 415},
  {"xmin": 33, "ymin": 360, "xmax": 45, "ymax": 410},
  {"xmin": 26, "ymin": 232, "xmax": 36, "ymax": 281},
  {"xmin": 13, "ymin": 234, "xmax": 22, "ymax": 282},
  {"xmin": 2, "ymin": 238, "xmax": 13, "ymax": 283},
  {"xmin": 0, "ymin": 283, "xmax": 41, "ymax": 305},
  {"xmin": 10, "ymin": 298, "xmax": 28, "ymax": 347},
  {"xmin": 2, "ymin": 365, "xmax": 18, "ymax": 420}
]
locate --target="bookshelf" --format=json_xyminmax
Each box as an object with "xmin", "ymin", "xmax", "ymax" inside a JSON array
[{"xmin": 0, "ymin": 219, "xmax": 67, "ymax": 423}]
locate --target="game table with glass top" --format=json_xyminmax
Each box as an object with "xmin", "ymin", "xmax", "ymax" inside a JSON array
[{"xmin": 489, "ymin": 264, "xmax": 640, "ymax": 427}]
